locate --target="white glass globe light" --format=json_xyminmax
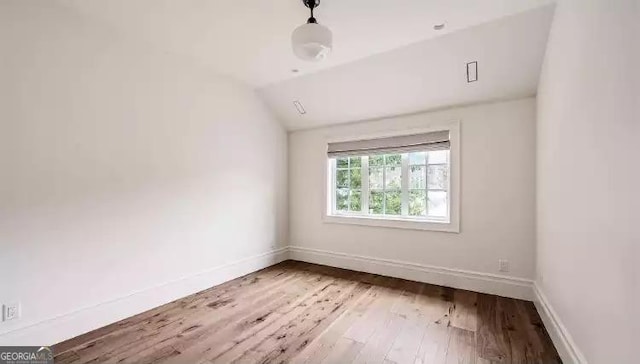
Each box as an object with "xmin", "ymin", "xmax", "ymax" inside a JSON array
[{"xmin": 292, "ymin": 22, "xmax": 332, "ymax": 62}]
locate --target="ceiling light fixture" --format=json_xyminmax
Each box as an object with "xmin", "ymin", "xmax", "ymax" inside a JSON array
[{"xmin": 292, "ymin": 0, "xmax": 332, "ymax": 62}]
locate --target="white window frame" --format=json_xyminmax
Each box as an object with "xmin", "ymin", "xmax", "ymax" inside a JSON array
[{"xmin": 323, "ymin": 121, "xmax": 460, "ymax": 233}]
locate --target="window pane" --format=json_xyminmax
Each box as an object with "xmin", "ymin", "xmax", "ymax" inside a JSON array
[
  {"xmin": 428, "ymin": 150, "xmax": 449, "ymax": 164},
  {"xmin": 336, "ymin": 189, "xmax": 349, "ymax": 211},
  {"xmin": 385, "ymin": 154, "xmax": 401, "ymax": 165},
  {"xmin": 349, "ymin": 156, "xmax": 361, "ymax": 167},
  {"xmin": 428, "ymin": 191, "xmax": 448, "ymax": 217},
  {"xmin": 369, "ymin": 191, "xmax": 384, "ymax": 214},
  {"xmin": 427, "ymin": 165, "xmax": 448, "ymax": 190},
  {"xmin": 336, "ymin": 169, "xmax": 349, "ymax": 188},
  {"xmin": 336, "ymin": 158, "xmax": 349, "ymax": 168},
  {"xmin": 409, "ymin": 165, "xmax": 426, "ymax": 189},
  {"xmin": 350, "ymin": 168, "xmax": 362, "ymax": 189},
  {"xmin": 385, "ymin": 191, "xmax": 401, "ymax": 215},
  {"xmin": 385, "ymin": 165, "xmax": 401, "ymax": 189},
  {"xmin": 369, "ymin": 167, "xmax": 383, "ymax": 189},
  {"xmin": 409, "ymin": 152, "xmax": 426, "ymax": 165},
  {"xmin": 349, "ymin": 191, "xmax": 361, "ymax": 212},
  {"xmin": 409, "ymin": 190, "xmax": 427, "ymax": 216},
  {"xmin": 369, "ymin": 155, "xmax": 384, "ymax": 166}
]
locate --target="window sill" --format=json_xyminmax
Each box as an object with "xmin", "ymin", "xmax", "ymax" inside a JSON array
[{"xmin": 323, "ymin": 214, "xmax": 460, "ymax": 233}]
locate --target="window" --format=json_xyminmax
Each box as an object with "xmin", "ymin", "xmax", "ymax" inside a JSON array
[
  {"xmin": 335, "ymin": 156, "xmax": 363, "ymax": 213},
  {"xmin": 325, "ymin": 126, "xmax": 459, "ymax": 232},
  {"xmin": 330, "ymin": 150, "xmax": 450, "ymax": 219}
]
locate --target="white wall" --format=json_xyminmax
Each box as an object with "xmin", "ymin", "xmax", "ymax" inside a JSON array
[
  {"xmin": 289, "ymin": 98, "xmax": 537, "ymax": 287},
  {"xmin": 0, "ymin": 1, "xmax": 287, "ymax": 344},
  {"xmin": 536, "ymin": 0, "xmax": 639, "ymax": 363}
]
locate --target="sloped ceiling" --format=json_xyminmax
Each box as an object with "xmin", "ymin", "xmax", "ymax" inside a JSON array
[
  {"xmin": 59, "ymin": 0, "xmax": 555, "ymax": 130},
  {"xmin": 259, "ymin": 5, "xmax": 555, "ymax": 130},
  {"xmin": 60, "ymin": 0, "xmax": 553, "ymax": 88}
]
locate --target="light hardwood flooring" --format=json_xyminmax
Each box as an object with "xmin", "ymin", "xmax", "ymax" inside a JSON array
[{"xmin": 53, "ymin": 261, "xmax": 561, "ymax": 363}]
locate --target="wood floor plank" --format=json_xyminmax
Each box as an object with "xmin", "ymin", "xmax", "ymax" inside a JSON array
[
  {"xmin": 53, "ymin": 350, "xmax": 81, "ymax": 364},
  {"xmin": 386, "ymin": 318, "xmax": 428, "ymax": 364},
  {"xmin": 419, "ymin": 284, "xmax": 456, "ymax": 325},
  {"xmin": 54, "ymin": 263, "xmax": 302, "ymax": 360},
  {"xmin": 344, "ymin": 277, "xmax": 405, "ymax": 344},
  {"xmin": 386, "ymin": 282, "xmax": 430, "ymax": 364},
  {"xmin": 53, "ymin": 261, "xmax": 561, "ymax": 364},
  {"xmin": 415, "ymin": 322, "xmax": 451, "ymax": 364},
  {"xmin": 291, "ymin": 276, "xmax": 385, "ymax": 364},
  {"xmin": 476, "ymin": 294, "xmax": 511, "ymax": 363},
  {"xmin": 517, "ymin": 300, "xmax": 562, "ymax": 363},
  {"xmin": 72, "ymin": 270, "xmax": 310, "ymax": 363},
  {"xmin": 450, "ymin": 290, "xmax": 478, "ymax": 332},
  {"xmin": 320, "ymin": 338, "xmax": 363, "ymax": 364},
  {"xmin": 230, "ymin": 280, "xmax": 370, "ymax": 363},
  {"xmin": 210, "ymin": 269, "xmax": 365, "ymax": 363},
  {"xmin": 352, "ymin": 313, "xmax": 405, "ymax": 364},
  {"xmin": 445, "ymin": 327, "xmax": 476, "ymax": 364},
  {"xmin": 172, "ymin": 270, "xmax": 339, "ymax": 363}
]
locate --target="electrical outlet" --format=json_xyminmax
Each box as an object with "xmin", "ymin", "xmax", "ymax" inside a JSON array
[
  {"xmin": 3, "ymin": 302, "xmax": 20, "ymax": 321},
  {"xmin": 498, "ymin": 259, "xmax": 510, "ymax": 273}
]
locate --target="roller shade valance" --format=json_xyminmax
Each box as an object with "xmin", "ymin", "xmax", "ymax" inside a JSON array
[{"xmin": 327, "ymin": 130, "xmax": 450, "ymax": 158}]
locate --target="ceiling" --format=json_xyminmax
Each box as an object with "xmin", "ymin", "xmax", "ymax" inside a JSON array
[
  {"xmin": 60, "ymin": 0, "xmax": 553, "ymax": 88},
  {"xmin": 259, "ymin": 5, "xmax": 555, "ymax": 130}
]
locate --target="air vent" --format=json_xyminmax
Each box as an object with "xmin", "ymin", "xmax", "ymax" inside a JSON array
[
  {"xmin": 466, "ymin": 61, "xmax": 478, "ymax": 83},
  {"xmin": 293, "ymin": 100, "xmax": 306, "ymax": 115}
]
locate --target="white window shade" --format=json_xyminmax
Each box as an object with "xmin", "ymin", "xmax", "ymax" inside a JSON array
[{"xmin": 327, "ymin": 130, "xmax": 450, "ymax": 158}]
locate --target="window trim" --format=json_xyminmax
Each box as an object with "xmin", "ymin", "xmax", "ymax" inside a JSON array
[{"xmin": 322, "ymin": 121, "xmax": 460, "ymax": 233}]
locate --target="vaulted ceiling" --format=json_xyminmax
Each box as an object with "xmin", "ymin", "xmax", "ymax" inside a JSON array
[
  {"xmin": 260, "ymin": 5, "xmax": 554, "ymax": 129},
  {"xmin": 60, "ymin": 0, "xmax": 555, "ymax": 129}
]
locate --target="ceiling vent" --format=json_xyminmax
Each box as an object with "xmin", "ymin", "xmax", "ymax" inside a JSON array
[
  {"xmin": 293, "ymin": 100, "xmax": 307, "ymax": 115},
  {"xmin": 466, "ymin": 61, "xmax": 478, "ymax": 82}
]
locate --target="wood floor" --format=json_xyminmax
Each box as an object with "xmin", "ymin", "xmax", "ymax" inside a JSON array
[{"xmin": 53, "ymin": 261, "xmax": 561, "ymax": 364}]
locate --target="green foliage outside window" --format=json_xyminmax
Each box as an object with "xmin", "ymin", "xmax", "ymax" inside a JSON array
[
  {"xmin": 335, "ymin": 151, "xmax": 449, "ymax": 219},
  {"xmin": 369, "ymin": 191, "xmax": 384, "ymax": 214},
  {"xmin": 409, "ymin": 190, "xmax": 426, "ymax": 216},
  {"xmin": 336, "ymin": 156, "xmax": 362, "ymax": 212},
  {"xmin": 369, "ymin": 155, "xmax": 384, "ymax": 166},
  {"xmin": 385, "ymin": 154, "xmax": 401, "ymax": 165},
  {"xmin": 385, "ymin": 191, "xmax": 401, "ymax": 215},
  {"xmin": 350, "ymin": 168, "xmax": 361, "ymax": 189},
  {"xmin": 350, "ymin": 191, "xmax": 361, "ymax": 211}
]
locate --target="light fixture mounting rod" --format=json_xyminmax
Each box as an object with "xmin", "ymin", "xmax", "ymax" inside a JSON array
[
  {"xmin": 302, "ymin": 0, "xmax": 320, "ymax": 24},
  {"xmin": 301, "ymin": 0, "xmax": 320, "ymax": 9}
]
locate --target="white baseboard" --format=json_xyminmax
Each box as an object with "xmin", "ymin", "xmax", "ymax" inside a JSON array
[
  {"xmin": 0, "ymin": 247, "xmax": 288, "ymax": 346},
  {"xmin": 533, "ymin": 283, "xmax": 587, "ymax": 364},
  {"xmin": 4, "ymin": 245, "xmax": 575, "ymax": 359},
  {"xmin": 288, "ymin": 246, "xmax": 533, "ymax": 300}
]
